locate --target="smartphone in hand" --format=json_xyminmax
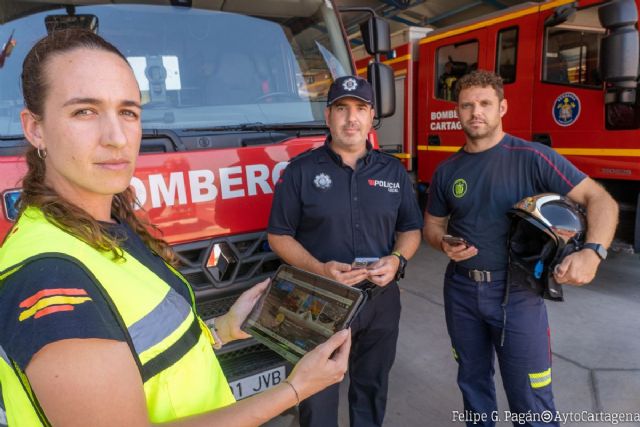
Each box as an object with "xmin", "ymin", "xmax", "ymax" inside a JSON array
[
  {"xmin": 442, "ymin": 235, "xmax": 469, "ymax": 247},
  {"xmin": 352, "ymin": 257, "xmax": 380, "ymax": 269}
]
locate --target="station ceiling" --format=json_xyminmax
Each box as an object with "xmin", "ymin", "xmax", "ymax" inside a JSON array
[{"xmin": 336, "ymin": 0, "xmax": 535, "ymax": 39}]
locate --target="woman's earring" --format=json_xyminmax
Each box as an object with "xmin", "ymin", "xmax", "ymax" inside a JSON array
[{"xmin": 37, "ymin": 147, "xmax": 47, "ymax": 159}]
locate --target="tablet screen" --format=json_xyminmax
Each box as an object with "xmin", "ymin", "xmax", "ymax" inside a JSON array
[{"xmin": 242, "ymin": 265, "xmax": 365, "ymax": 364}]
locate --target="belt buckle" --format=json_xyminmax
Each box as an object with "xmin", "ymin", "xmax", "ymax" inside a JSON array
[
  {"xmin": 470, "ymin": 269, "xmax": 491, "ymax": 282},
  {"xmin": 358, "ymin": 282, "xmax": 380, "ymax": 300},
  {"xmin": 366, "ymin": 284, "xmax": 383, "ymax": 300}
]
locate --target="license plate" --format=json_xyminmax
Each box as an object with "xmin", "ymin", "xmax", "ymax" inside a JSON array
[{"xmin": 229, "ymin": 365, "xmax": 286, "ymax": 400}]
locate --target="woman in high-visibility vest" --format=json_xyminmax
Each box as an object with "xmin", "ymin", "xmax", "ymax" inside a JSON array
[{"xmin": 0, "ymin": 29, "xmax": 350, "ymax": 426}]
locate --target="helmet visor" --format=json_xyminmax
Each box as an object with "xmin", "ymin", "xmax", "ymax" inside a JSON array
[{"xmin": 509, "ymin": 218, "xmax": 557, "ymax": 264}]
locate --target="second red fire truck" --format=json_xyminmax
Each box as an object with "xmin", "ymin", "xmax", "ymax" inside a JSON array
[{"xmin": 356, "ymin": 0, "xmax": 640, "ymax": 252}]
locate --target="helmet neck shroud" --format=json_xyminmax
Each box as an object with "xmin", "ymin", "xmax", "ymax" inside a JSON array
[{"xmin": 507, "ymin": 194, "xmax": 586, "ymax": 301}]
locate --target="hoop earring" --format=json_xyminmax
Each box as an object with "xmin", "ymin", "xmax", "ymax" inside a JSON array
[{"xmin": 37, "ymin": 147, "xmax": 47, "ymax": 159}]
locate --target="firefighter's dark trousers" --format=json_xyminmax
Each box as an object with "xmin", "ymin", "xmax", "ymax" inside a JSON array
[
  {"xmin": 299, "ymin": 281, "xmax": 401, "ymax": 427},
  {"xmin": 444, "ymin": 263, "xmax": 559, "ymax": 427}
]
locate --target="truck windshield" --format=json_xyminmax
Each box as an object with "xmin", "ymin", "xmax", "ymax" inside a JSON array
[{"xmin": 0, "ymin": 1, "xmax": 352, "ymax": 137}]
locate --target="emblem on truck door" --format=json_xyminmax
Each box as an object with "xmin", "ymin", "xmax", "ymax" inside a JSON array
[{"xmin": 553, "ymin": 92, "xmax": 581, "ymax": 127}]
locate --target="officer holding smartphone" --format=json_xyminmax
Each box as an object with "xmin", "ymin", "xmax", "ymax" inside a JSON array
[
  {"xmin": 423, "ymin": 71, "xmax": 618, "ymax": 426},
  {"xmin": 442, "ymin": 235, "xmax": 468, "ymax": 248},
  {"xmin": 267, "ymin": 76, "xmax": 423, "ymax": 427}
]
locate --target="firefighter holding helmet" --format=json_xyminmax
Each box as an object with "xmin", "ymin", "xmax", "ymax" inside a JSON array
[{"xmin": 423, "ymin": 70, "xmax": 618, "ymax": 426}]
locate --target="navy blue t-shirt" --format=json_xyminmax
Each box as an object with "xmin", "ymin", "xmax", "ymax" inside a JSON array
[
  {"xmin": 427, "ymin": 134, "xmax": 587, "ymax": 270},
  {"xmin": 268, "ymin": 139, "xmax": 423, "ymax": 263},
  {"xmin": 0, "ymin": 221, "xmax": 191, "ymax": 370}
]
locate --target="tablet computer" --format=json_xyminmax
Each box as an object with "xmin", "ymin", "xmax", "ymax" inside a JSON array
[{"xmin": 241, "ymin": 264, "xmax": 366, "ymax": 364}]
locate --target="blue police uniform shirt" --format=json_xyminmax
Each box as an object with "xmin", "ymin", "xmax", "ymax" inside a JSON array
[
  {"xmin": 427, "ymin": 134, "xmax": 587, "ymax": 271},
  {"xmin": 0, "ymin": 220, "xmax": 191, "ymax": 370},
  {"xmin": 268, "ymin": 138, "xmax": 423, "ymax": 263}
]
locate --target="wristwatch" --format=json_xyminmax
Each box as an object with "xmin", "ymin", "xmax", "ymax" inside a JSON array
[
  {"xmin": 582, "ymin": 243, "xmax": 608, "ymax": 260},
  {"xmin": 391, "ymin": 251, "xmax": 408, "ymax": 280},
  {"xmin": 205, "ymin": 317, "xmax": 223, "ymax": 350}
]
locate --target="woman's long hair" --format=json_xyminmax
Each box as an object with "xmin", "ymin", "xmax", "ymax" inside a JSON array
[
  {"xmin": 20, "ymin": 146, "xmax": 179, "ymax": 266},
  {"xmin": 19, "ymin": 29, "xmax": 178, "ymax": 266}
]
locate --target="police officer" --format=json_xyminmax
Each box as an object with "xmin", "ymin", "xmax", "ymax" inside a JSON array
[
  {"xmin": 268, "ymin": 75, "xmax": 423, "ymax": 427},
  {"xmin": 423, "ymin": 70, "xmax": 618, "ymax": 426}
]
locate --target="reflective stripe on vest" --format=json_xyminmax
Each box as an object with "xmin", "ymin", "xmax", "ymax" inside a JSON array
[
  {"xmin": 0, "ymin": 385, "xmax": 7, "ymax": 427},
  {"xmin": 0, "ymin": 208, "xmax": 235, "ymax": 424},
  {"xmin": 0, "ymin": 348, "xmax": 7, "ymax": 427},
  {"xmin": 0, "ymin": 346, "xmax": 8, "ymax": 366},
  {"xmin": 131, "ymin": 289, "xmax": 191, "ymax": 354},
  {"xmin": 0, "ymin": 347, "xmax": 46, "ymax": 427}
]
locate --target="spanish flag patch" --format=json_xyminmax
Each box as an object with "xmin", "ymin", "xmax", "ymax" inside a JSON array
[{"xmin": 19, "ymin": 288, "xmax": 92, "ymax": 321}]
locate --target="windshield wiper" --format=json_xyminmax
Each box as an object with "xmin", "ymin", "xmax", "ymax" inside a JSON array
[
  {"xmin": 142, "ymin": 129, "xmax": 186, "ymax": 151},
  {"xmin": 183, "ymin": 122, "xmax": 328, "ymax": 133},
  {"xmin": 0, "ymin": 30, "xmax": 16, "ymax": 69},
  {"xmin": 0, "ymin": 135, "xmax": 25, "ymax": 141}
]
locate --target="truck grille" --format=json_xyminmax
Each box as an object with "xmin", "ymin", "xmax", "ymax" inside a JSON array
[
  {"xmin": 217, "ymin": 343, "xmax": 289, "ymax": 380},
  {"xmin": 197, "ymin": 295, "xmax": 240, "ymax": 318},
  {"xmin": 173, "ymin": 231, "xmax": 281, "ymax": 301},
  {"xmin": 173, "ymin": 231, "xmax": 287, "ymax": 382}
]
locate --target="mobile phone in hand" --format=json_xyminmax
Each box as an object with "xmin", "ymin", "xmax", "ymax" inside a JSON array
[
  {"xmin": 352, "ymin": 257, "xmax": 380, "ymax": 269},
  {"xmin": 442, "ymin": 235, "xmax": 469, "ymax": 247}
]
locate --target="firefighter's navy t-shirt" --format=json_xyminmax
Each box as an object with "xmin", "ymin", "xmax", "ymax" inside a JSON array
[
  {"xmin": 0, "ymin": 220, "xmax": 191, "ymax": 370},
  {"xmin": 426, "ymin": 134, "xmax": 587, "ymax": 271}
]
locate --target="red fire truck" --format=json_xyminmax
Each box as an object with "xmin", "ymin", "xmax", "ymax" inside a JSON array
[
  {"xmin": 356, "ymin": 0, "xmax": 640, "ymax": 252},
  {"xmin": 0, "ymin": 0, "xmax": 393, "ymax": 401}
]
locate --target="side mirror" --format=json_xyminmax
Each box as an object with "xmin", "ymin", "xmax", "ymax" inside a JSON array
[
  {"xmin": 599, "ymin": 0, "xmax": 638, "ymax": 28},
  {"xmin": 368, "ymin": 62, "xmax": 395, "ymax": 118},
  {"xmin": 601, "ymin": 31, "xmax": 639, "ymax": 88},
  {"xmin": 598, "ymin": 0, "xmax": 639, "ymax": 102},
  {"xmin": 360, "ymin": 16, "xmax": 391, "ymax": 55}
]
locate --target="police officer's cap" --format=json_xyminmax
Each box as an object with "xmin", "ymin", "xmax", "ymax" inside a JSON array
[{"xmin": 327, "ymin": 76, "xmax": 374, "ymax": 106}]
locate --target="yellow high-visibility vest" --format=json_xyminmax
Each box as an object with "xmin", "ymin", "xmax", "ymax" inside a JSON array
[{"xmin": 0, "ymin": 207, "xmax": 235, "ymax": 426}]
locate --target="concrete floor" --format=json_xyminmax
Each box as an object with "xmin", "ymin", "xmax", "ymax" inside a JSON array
[{"xmin": 269, "ymin": 243, "xmax": 640, "ymax": 426}]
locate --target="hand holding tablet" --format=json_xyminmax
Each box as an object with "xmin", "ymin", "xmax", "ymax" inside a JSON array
[{"xmin": 242, "ymin": 265, "xmax": 366, "ymax": 363}]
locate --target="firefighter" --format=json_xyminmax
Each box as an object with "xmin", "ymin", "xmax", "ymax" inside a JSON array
[
  {"xmin": 423, "ymin": 70, "xmax": 618, "ymax": 426},
  {"xmin": 0, "ymin": 29, "xmax": 351, "ymax": 426},
  {"xmin": 267, "ymin": 75, "xmax": 423, "ymax": 427},
  {"xmin": 439, "ymin": 61, "xmax": 458, "ymax": 101}
]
